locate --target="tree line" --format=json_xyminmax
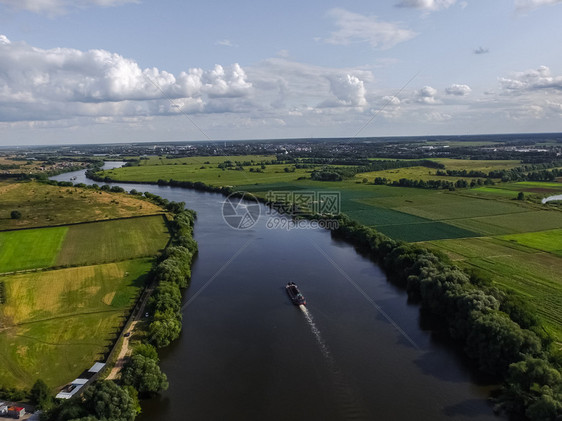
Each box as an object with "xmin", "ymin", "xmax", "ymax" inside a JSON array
[{"xmin": 305, "ymin": 213, "xmax": 561, "ymax": 420}]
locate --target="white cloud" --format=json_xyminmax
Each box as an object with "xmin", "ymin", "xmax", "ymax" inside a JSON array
[
  {"xmin": 0, "ymin": 35, "xmax": 252, "ymax": 122},
  {"xmin": 323, "ymin": 74, "xmax": 367, "ymax": 107},
  {"xmin": 515, "ymin": 0, "xmax": 562, "ymax": 10},
  {"xmin": 499, "ymin": 66, "xmax": 562, "ymax": 93},
  {"xmin": 446, "ymin": 84, "xmax": 471, "ymax": 96},
  {"xmin": 0, "ymin": 0, "xmax": 137, "ymax": 14},
  {"xmin": 415, "ymin": 86, "xmax": 439, "ymax": 104},
  {"xmin": 396, "ymin": 0, "xmax": 457, "ymax": 11},
  {"xmin": 325, "ymin": 8, "xmax": 417, "ymax": 50}
]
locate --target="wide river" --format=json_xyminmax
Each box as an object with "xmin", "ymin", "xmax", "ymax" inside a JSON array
[{"xmin": 53, "ymin": 163, "xmax": 501, "ymax": 421}]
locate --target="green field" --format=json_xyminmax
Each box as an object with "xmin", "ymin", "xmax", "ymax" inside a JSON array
[
  {"xmin": 421, "ymin": 236, "xmax": 562, "ymax": 340},
  {"xmin": 0, "ymin": 259, "xmax": 151, "ymax": 388},
  {"xmin": 0, "ymin": 227, "xmax": 68, "ymax": 272},
  {"xmin": 0, "ymin": 181, "xmax": 164, "ymax": 231},
  {"xmin": 500, "ymin": 229, "xmax": 562, "ymax": 256},
  {"xmin": 0, "ymin": 216, "xmax": 169, "ymax": 273},
  {"xmin": 56, "ymin": 216, "xmax": 169, "ymax": 267}
]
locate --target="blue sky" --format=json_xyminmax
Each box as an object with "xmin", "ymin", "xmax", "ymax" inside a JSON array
[{"xmin": 1, "ymin": 0, "xmax": 562, "ymax": 145}]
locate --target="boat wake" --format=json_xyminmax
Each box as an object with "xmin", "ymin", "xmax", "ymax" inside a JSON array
[{"xmin": 299, "ymin": 305, "xmax": 370, "ymax": 420}]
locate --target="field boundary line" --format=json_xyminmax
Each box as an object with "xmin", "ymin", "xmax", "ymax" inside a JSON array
[{"xmin": 0, "ymin": 212, "xmax": 166, "ymax": 233}]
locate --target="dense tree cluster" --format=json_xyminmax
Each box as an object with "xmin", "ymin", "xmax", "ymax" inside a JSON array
[
  {"xmin": 121, "ymin": 348, "xmax": 168, "ymax": 395},
  {"xmin": 43, "ymin": 380, "xmax": 139, "ymax": 421},
  {"xmin": 313, "ymin": 213, "xmax": 561, "ymax": 420},
  {"xmin": 146, "ymin": 203, "xmax": 197, "ymax": 348}
]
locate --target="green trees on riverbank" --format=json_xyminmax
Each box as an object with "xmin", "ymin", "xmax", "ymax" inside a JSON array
[{"xmin": 324, "ymin": 213, "xmax": 561, "ymax": 420}]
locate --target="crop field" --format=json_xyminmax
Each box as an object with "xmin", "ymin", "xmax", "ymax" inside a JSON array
[
  {"xmin": 0, "ymin": 227, "xmax": 67, "ymax": 273},
  {"xmin": 355, "ymin": 166, "xmax": 478, "ymax": 184},
  {"xmin": 0, "ymin": 215, "xmax": 168, "ymax": 273},
  {"xmin": 500, "ymin": 229, "xmax": 562, "ymax": 256},
  {"xmin": 421, "ymin": 237, "xmax": 562, "ymax": 340},
  {"xmin": 0, "ymin": 257, "xmax": 150, "ymax": 388},
  {"xmin": 56, "ymin": 215, "xmax": 169, "ymax": 267},
  {"xmin": 0, "ymin": 181, "xmax": 164, "ymax": 230}
]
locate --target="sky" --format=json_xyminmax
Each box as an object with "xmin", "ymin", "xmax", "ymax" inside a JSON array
[{"xmin": 1, "ymin": 0, "xmax": 562, "ymax": 145}]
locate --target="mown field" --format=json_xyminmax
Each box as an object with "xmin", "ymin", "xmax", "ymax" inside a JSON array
[
  {"xmin": 0, "ymin": 181, "xmax": 164, "ymax": 230},
  {"xmin": 100, "ymin": 154, "xmax": 562, "ymax": 343},
  {"xmin": 0, "ymin": 259, "xmax": 151, "ymax": 388},
  {"xmin": 0, "ymin": 215, "xmax": 169, "ymax": 273}
]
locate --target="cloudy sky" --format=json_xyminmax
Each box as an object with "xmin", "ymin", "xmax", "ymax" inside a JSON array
[{"xmin": 1, "ymin": 0, "xmax": 562, "ymax": 145}]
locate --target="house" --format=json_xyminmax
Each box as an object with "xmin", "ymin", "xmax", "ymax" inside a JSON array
[{"xmin": 7, "ymin": 406, "xmax": 25, "ymax": 419}]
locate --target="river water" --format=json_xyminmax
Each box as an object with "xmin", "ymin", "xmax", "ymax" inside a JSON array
[{"xmin": 52, "ymin": 163, "xmax": 501, "ymax": 421}]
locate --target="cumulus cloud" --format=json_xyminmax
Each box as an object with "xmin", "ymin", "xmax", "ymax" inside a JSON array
[
  {"xmin": 446, "ymin": 84, "xmax": 471, "ymax": 96},
  {"xmin": 0, "ymin": 35, "xmax": 252, "ymax": 122},
  {"xmin": 415, "ymin": 86, "xmax": 439, "ymax": 104},
  {"xmin": 323, "ymin": 74, "xmax": 367, "ymax": 107},
  {"xmin": 499, "ymin": 66, "xmax": 562, "ymax": 93},
  {"xmin": 515, "ymin": 0, "xmax": 562, "ymax": 10},
  {"xmin": 0, "ymin": 0, "xmax": 137, "ymax": 14},
  {"xmin": 473, "ymin": 46, "xmax": 489, "ymax": 55},
  {"xmin": 325, "ymin": 8, "xmax": 417, "ymax": 50},
  {"xmin": 396, "ymin": 0, "xmax": 457, "ymax": 11}
]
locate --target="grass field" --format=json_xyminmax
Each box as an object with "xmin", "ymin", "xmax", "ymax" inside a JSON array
[
  {"xmin": 56, "ymin": 215, "xmax": 169, "ymax": 267},
  {"xmin": 0, "ymin": 227, "xmax": 67, "ymax": 273},
  {"xmin": 0, "ymin": 215, "xmax": 169, "ymax": 273},
  {"xmin": 0, "ymin": 181, "xmax": 164, "ymax": 231},
  {"xmin": 421, "ymin": 237, "xmax": 562, "ymax": 340},
  {"xmin": 0, "ymin": 259, "xmax": 151, "ymax": 388},
  {"xmin": 500, "ymin": 229, "xmax": 562, "ymax": 256},
  {"xmin": 101, "ymin": 162, "xmax": 314, "ymax": 186}
]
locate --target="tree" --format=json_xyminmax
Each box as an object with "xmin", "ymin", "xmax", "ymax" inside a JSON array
[
  {"xmin": 517, "ymin": 192, "xmax": 525, "ymax": 201},
  {"xmin": 81, "ymin": 380, "xmax": 137, "ymax": 421},
  {"xmin": 30, "ymin": 378, "xmax": 52, "ymax": 410},
  {"xmin": 10, "ymin": 210, "xmax": 21, "ymax": 219},
  {"xmin": 121, "ymin": 354, "xmax": 169, "ymax": 395},
  {"xmin": 148, "ymin": 314, "xmax": 182, "ymax": 348},
  {"xmin": 132, "ymin": 343, "xmax": 159, "ymax": 362}
]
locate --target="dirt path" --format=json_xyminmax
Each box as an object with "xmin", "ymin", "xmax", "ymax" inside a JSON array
[
  {"xmin": 106, "ymin": 283, "xmax": 154, "ymax": 380},
  {"xmin": 106, "ymin": 320, "xmax": 138, "ymax": 380}
]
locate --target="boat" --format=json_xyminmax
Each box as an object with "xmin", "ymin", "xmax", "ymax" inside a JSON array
[{"xmin": 286, "ymin": 282, "xmax": 306, "ymax": 306}]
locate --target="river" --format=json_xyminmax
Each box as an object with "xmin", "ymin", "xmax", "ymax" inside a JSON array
[{"xmin": 52, "ymin": 163, "xmax": 501, "ymax": 421}]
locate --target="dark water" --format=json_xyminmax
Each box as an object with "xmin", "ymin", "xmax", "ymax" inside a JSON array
[{"xmin": 52, "ymin": 164, "xmax": 500, "ymax": 421}]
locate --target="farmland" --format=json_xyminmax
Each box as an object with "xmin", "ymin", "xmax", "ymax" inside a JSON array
[
  {"xmin": 0, "ymin": 259, "xmax": 152, "ymax": 388},
  {"xmin": 0, "ymin": 181, "xmax": 164, "ymax": 230},
  {"xmin": 97, "ymin": 154, "xmax": 562, "ymax": 342},
  {"xmin": 0, "ymin": 180, "xmax": 170, "ymax": 389},
  {"xmin": 0, "ymin": 216, "xmax": 169, "ymax": 273}
]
